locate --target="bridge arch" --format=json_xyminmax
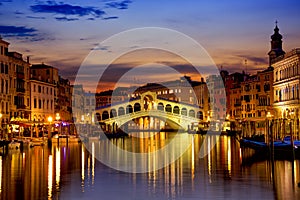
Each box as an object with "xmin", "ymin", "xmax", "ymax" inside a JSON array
[
  {"xmin": 197, "ymin": 111, "xmax": 203, "ymax": 120},
  {"xmin": 126, "ymin": 105, "xmax": 133, "ymax": 114},
  {"xmin": 165, "ymin": 104, "xmax": 172, "ymax": 112},
  {"xmin": 157, "ymin": 102, "xmax": 164, "ymax": 111},
  {"xmin": 102, "ymin": 111, "xmax": 109, "ymax": 120},
  {"xmin": 118, "ymin": 107, "xmax": 125, "ymax": 116},
  {"xmin": 134, "ymin": 103, "xmax": 141, "ymax": 112},
  {"xmin": 110, "ymin": 109, "xmax": 117, "ymax": 118},
  {"xmin": 181, "ymin": 107, "xmax": 187, "ymax": 116},
  {"xmin": 173, "ymin": 106, "xmax": 180, "ymax": 114},
  {"xmin": 189, "ymin": 110, "xmax": 195, "ymax": 118},
  {"xmin": 143, "ymin": 95, "xmax": 154, "ymax": 110},
  {"xmin": 95, "ymin": 113, "xmax": 101, "ymax": 121}
]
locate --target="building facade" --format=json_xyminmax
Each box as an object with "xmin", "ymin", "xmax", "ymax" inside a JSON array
[
  {"xmin": 273, "ymin": 49, "xmax": 300, "ymax": 119},
  {"xmin": 30, "ymin": 64, "xmax": 58, "ymax": 122}
]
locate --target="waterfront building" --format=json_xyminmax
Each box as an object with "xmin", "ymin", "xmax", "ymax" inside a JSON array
[
  {"xmin": 83, "ymin": 91, "xmax": 96, "ymax": 124},
  {"xmin": 268, "ymin": 23, "xmax": 300, "ymax": 120},
  {"xmin": 273, "ymin": 49, "xmax": 300, "ymax": 119},
  {"xmin": 206, "ymin": 74, "xmax": 226, "ymax": 121},
  {"xmin": 225, "ymin": 72, "xmax": 248, "ymax": 121},
  {"xmin": 56, "ymin": 76, "xmax": 72, "ymax": 121},
  {"xmin": 72, "ymin": 84, "xmax": 85, "ymax": 123},
  {"xmin": 0, "ymin": 37, "xmax": 31, "ymax": 137},
  {"xmin": 30, "ymin": 64, "xmax": 58, "ymax": 122}
]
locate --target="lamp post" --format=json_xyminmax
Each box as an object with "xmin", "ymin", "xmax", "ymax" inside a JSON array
[{"xmin": 55, "ymin": 113, "xmax": 61, "ymax": 135}]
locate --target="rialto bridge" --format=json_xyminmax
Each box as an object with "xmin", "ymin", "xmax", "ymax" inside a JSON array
[{"xmin": 93, "ymin": 91, "xmax": 204, "ymax": 132}]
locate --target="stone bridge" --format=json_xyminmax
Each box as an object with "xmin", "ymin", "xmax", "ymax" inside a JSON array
[{"xmin": 94, "ymin": 91, "xmax": 204, "ymax": 132}]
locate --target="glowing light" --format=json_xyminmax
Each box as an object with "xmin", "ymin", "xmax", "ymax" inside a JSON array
[
  {"xmin": 227, "ymin": 137, "xmax": 231, "ymax": 177},
  {"xmin": 81, "ymin": 145, "xmax": 85, "ymax": 191},
  {"xmin": 48, "ymin": 155, "xmax": 53, "ymax": 199},
  {"xmin": 191, "ymin": 136, "xmax": 195, "ymax": 179},
  {"xmin": 55, "ymin": 113, "xmax": 60, "ymax": 121},
  {"xmin": 48, "ymin": 116, "xmax": 53, "ymax": 123},
  {"xmin": 92, "ymin": 142, "xmax": 95, "ymax": 185},
  {"xmin": 55, "ymin": 147, "xmax": 60, "ymax": 188},
  {"xmin": 0, "ymin": 156, "xmax": 2, "ymax": 193}
]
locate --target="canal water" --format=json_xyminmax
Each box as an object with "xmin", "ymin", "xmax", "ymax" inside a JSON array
[{"xmin": 0, "ymin": 133, "xmax": 299, "ymax": 200}]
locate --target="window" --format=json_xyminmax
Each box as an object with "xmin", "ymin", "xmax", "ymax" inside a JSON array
[
  {"xmin": 34, "ymin": 98, "xmax": 37, "ymax": 108},
  {"xmin": 38, "ymin": 85, "xmax": 41, "ymax": 93},
  {"xmin": 38, "ymin": 99, "xmax": 42, "ymax": 109},
  {"xmin": 33, "ymin": 84, "xmax": 36, "ymax": 92}
]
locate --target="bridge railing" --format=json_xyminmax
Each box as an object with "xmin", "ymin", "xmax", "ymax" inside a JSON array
[{"xmin": 99, "ymin": 109, "xmax": 200, "ymax": 124}]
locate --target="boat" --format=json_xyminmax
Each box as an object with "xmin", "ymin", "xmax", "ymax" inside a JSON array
[{"xmin": 240, "ymin": 138, "xmax": 300, "ymax": 159}]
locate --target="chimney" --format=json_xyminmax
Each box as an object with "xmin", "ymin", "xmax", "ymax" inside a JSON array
[{"xmin": 27, "ymin": 56, "xmax": 30, "ymax": 64}]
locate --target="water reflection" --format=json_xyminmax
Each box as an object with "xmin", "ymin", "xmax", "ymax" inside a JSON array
[{"xmin": 0, "ymin": 133, "xmax": 299, "ymax": 199}]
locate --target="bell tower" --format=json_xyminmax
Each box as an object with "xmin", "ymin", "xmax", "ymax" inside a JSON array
[{"xmin": 268, "ymin": 21, "xmax": 285, "ymax": 65}]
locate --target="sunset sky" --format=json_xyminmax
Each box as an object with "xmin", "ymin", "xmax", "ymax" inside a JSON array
[{"xmin": 1, "ymin": 0, "xmax": 300, "ymax": 91}]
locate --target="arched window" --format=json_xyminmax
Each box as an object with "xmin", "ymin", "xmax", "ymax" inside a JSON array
[
  {"xmin": 189, "ymin": 110, "xmax": 195, "ymax": 117},
  {"xmin": 197, "ymin": 111, "xmax": 203, "ymax": 120},
  {"xmin": 134, "ymin": 103, "xmax": 141, "ymax": 112},
  {"xmin": 95, "ymin": 113, "xmax": 101, "ymax": 121},
  {"xmin": 165, "ymin": 104, "xmax": 172, "ymax": 112},
  {"xmin": 126, "ymin": 105, "xmax": 133, "ymax": 114},
  {"xmin": 157, "ymin": 103, "xmax": 164, "ymax": 111},
  {"xmin": 110, "ymin": 109, "xmax": 117, "ymax": 118},
  {"xmin": 118, "ymin": 107, "xmax": 125, "ymax": 116},
  {"xmin": 102, "ymin": 111, "xmax": 109, "ymax": 120},
  {"xmin": 181, "ymin": 108, "xmax": 187, "ymax": 116},
  {"xmin": 173, "ymin": 106, "xmax": 179, "ymax": 114}
]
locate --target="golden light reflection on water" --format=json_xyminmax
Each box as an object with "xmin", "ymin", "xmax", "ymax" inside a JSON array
[
  {"xmin": 47, "ymin": 155, "xmax": 53, "ymax": 199},
  {"xmin": 0, "ymin": 156, "xmax": 2, "ymax": 194},
  {"xmin": 81, "ymin": 144, "xmax": 85, "ymax": 192},
  {"xmin": 92, "ymin": 142, "xmax": 95, "ymax": 185},
  {"xmin": 0, "ymin": 134, "xmax": 300, "ymax": 199},
  {"xmin": 227, "ymin": 136, "xmax": 231, "ymax": 177},
  {"xmin": 55, "ymin": 147, "xmax": 60, "ymax": 189}
]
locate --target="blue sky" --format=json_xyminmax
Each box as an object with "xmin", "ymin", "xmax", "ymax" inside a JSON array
[{"xmin": 1, "ymin": 0, "xmax": 300, "ymax": 90}]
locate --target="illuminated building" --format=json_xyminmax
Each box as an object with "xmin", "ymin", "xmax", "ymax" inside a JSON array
[
  {"xmin": 30, "ymin": 64, "xmax": 58, "ymax": 121},
  {"xmin": 72, "ymin": 84, "xmax": 85, "ymax": 123},
  {"xmin": 0, "ymin": 36, "xmax": 31, "ymax": 129},
  {"xmin": 269, "ymin": 23, "xmax": 300, "ymax": 119},
  {"xmin": 56, "ymin": 76, "xmax": 72, "ymax": 121},
  {"xmin": 225, "ymin": 72, "xmax": 248, "ymax": 121},
  {"xmin": 273, "ymin": 49, "xmax": 300, "ymax": 118}
]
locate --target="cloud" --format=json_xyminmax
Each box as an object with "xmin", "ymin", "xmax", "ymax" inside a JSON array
[
  {"xmin": 14, "ymin": 11, "xmax": 24, "ymax": 15},
  {"xmin": 103, "ymin": 16, "xmax": 118, "ymax": 20},
  {"xmin": 105, "ymin": 0, "xmax": 132, "ymax": 10},
  {"xmin": 30, "ymin": 1, "xmax": 106, "ymax": 18},
  {"xmin": 236, "ymin": 54, "xmax": 268, "ymax": 65},
  {"xmin": 26, "ymin": 16, "xmax": 46, "ymax": 19},
  {"xmin": 0, "ymin": 25, "xmax": 37, "ymax": 37},
  {"xmin": 55, "ymin": 17, "xmax": 79, "ymax": 21}
]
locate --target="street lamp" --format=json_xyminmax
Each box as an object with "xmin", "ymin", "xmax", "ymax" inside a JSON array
[
  {"xmin": 55, "ymin": 113, "xmax": 60, "ymax": 121},
  {"xmin": 55, "ymin": 113, "xmax": 61, "ymax": 135},
  {"xmin": 47, "ymin": 116, "xmax": 53, "ymax": 140}
]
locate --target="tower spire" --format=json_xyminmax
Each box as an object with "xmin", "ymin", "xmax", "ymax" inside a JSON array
[{"xmin": 268, "ymin": 21, "xmax": 285, "ymax": 65}]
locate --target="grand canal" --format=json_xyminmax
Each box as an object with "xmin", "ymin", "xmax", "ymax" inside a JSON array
[{"xmin": 0, "ymin": 133, "xmax": 300, "ymax": 199}]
